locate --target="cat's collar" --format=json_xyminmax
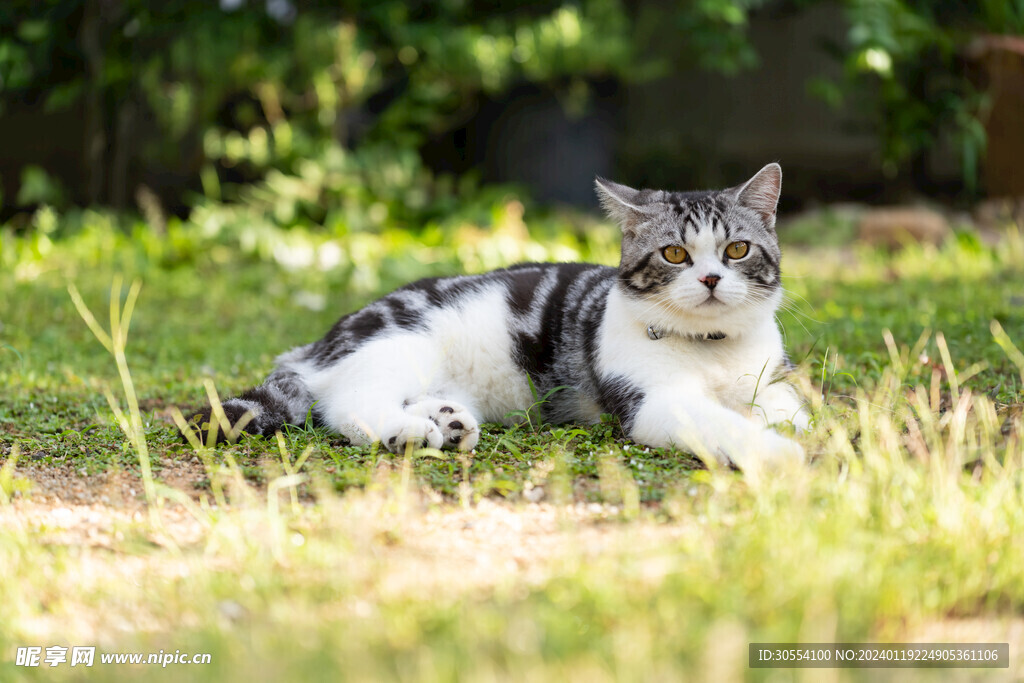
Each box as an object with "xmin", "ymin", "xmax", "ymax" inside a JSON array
[{"xmin": 646, "ymin": 325, "xmax": 726, "ymax": 342}]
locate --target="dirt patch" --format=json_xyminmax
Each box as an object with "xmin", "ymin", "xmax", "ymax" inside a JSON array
[
  {"xmin": 9, "ymin": 459, "xmax": 209, "ymax": 508},
  {"xmin": 3, "ymin": 460, "xmax": 677, "ymax": 592},
  {"xmin": 1, "ymin": 461, "xmax": 210, "ymax": 549}
]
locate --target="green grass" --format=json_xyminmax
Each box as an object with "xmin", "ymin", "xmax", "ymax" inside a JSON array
[{"xmin": 1, "ymin": 208, "xmax": 1023, "ymax": 681}]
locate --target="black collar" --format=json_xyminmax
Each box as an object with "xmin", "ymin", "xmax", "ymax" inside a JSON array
[{"xmin": 647, "ymin": 325, "xmax": 726, "ymax": 342}]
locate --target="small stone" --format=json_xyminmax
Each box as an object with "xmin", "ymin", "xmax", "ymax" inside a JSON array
[
  {"xmin": 523, "ymin": 486, "xmax": 545, "ymax": 504},
  {"xmin": 218, "ymin": 600, "xmax": 249, "ymax": 622},
  {"xmin": 858, "ymin": 207, "xmax": 951, "ymax": 248}
]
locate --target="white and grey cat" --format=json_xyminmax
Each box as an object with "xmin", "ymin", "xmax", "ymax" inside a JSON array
[{"xmin": 188, "ymin": 163, "xmax": 808, "ymax": 469}]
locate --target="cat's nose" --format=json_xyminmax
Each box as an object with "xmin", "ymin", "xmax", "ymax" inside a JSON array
[{"xmin": 699, "ymin": 274, "xmax": 721, "ymax": 289}]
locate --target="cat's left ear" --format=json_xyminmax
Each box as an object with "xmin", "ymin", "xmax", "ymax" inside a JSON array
[
  {"xmin": 595, "ymin": 178, "xmax": 651, "ymax": 233},
  {"xmin": 731, "ymin": 163, "xmax": 782, "ymax": 229}
]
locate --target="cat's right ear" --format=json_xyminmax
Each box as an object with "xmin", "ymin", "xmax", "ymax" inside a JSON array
[
  {"xmin": 731, "ymin": 163, "xmax": 783, "ymax": 228},
  {"xmin": 595, "ymin": 178, "xmax": 648, "ymax": 232}
]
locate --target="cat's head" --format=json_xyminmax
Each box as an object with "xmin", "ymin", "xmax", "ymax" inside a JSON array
[{"xmin": 595, "ymin": 164, "xmax": 784, "ymax": 338}]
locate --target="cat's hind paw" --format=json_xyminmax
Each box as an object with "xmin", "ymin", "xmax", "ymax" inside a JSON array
[
  {"xmin": 404, "ymin": 398, "xmax": 480, "ymax": 451},
  {"xmin": 382, "ymin": 417, "xmax": 445, "ymax": 454}
]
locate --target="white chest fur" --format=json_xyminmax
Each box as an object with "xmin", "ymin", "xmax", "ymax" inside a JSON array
[
  {"xmin": 597, "ymin": 287, "xmax": 787, "ymax": 416},
  {"xmin": 596, "ymin": 286, "xmax": 805, "ymax": 465}
]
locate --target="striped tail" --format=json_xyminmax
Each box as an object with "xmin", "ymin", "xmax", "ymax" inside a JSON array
[{"xmin": 182, "ymin": 368, "xmax": 315, "ymax": 445}]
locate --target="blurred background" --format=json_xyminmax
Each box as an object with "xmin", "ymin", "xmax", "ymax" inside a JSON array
[{"xmin": 1, "ymin": 0, "xmax": 1022, "ymax": 234}]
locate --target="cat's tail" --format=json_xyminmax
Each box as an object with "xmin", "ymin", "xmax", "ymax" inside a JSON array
[{"xmin": 181, "ymin": 367, "xmax": 316, "ymax": 445}]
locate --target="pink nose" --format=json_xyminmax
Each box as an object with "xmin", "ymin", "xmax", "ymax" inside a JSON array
[{"xmin": 699, "ymin": 274, "xmax": 721, "ymax": 289}]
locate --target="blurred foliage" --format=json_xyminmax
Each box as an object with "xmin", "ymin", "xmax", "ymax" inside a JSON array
[
  {"xmin": 662, "ymin": 0, "xmax": 1024, "ymax": 192},
  {"xmin": 824, "ymin": 0, "xmax": 1024, "ymax": 188},
  {"xmin": 0, "ymin": 0, "xmax": 639, "ymax": 227},
  {"xmin": 2, "ymin": 0, "xmax": 1023, "ymax": 224},
  {"xmin": 681, "ymin": 0, "xmax": 1024, "ymax": 190},
  {"xmin": 4, "ymin": 0, "xmax": 818, "ymax": 233},
  {"xmin": 0, "ymin": 198, "xmax": 622, "ymax": 308},
  {"xmin": 674, "ymin": 0, "xmax": 772, "ymax": 75}
]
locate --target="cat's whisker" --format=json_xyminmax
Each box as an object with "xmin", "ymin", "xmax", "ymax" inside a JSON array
[
  {"xmin": 779, "ymin": 288, "xmax": 817, "ymax": 313},
  {"xmin": 632, "ymin": 295, "xmax": 676, "ymax": 323},
  {"xmin": 775, "ymin": 296, "xmax": 822, "ymax": 324},
  {"xmin": 757, "ymin": 298, "xmax": 818, "ymax": 329},
  {"xmin": 641, "ymin": 291, "xmax": 699, "ymax": 322},
  {"xmin": 776, "ymin": 310, "xmax": 813, "ymax": 339},
  {"xmin": 740, "ymin": 283, "xmax": 820, "ymax": 323},
  {"xmin": 776, "ymin": 315, "xmax": 790, "ymax": 345}
]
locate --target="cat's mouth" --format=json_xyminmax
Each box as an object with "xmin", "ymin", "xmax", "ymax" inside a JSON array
[{"xmin": 697, "ymin": 294, "xmax": 725, "ymax": 307}]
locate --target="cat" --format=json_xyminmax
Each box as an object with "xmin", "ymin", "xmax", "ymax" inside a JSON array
[{"xmin": 186, "ymin": 163, "xmax": 808, "ymax": 469}]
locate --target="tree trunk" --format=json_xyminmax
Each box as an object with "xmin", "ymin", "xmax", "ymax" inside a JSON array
[{"xmin": 80, "ymin": 0, "xmax": 106, "ymax": 205}]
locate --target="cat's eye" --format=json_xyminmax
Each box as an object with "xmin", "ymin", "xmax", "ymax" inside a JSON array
[
  {"xmin": 725, "ymin": 241, "xmax": 749, "ymax": 259},
  {"xmin": 662, "ymin": 246, "xmax": 688, "ymax": 264}
]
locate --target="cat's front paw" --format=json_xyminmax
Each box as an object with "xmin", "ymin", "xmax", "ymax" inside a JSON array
[
  {"xmin": 755, "ymin": 430, "xmax": 806, "ymax": 468},
  {"xmin": 790, "ymin": 408, "xmax": 811, "ymax": 433},
  {"xmin": 719, "ymin": 430, "xmax": 804, "ymax": 471},
  {"xmin": 403, "ymin": 398, "xmax": 480, "ymax": 451}
]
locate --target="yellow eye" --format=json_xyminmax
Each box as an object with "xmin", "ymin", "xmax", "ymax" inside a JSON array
[
  {"xmin": 662, "ymin": 246, "xmax": 688, "ymax": 264},
  {"xmin": 725, "ymin": 241, "xmax": 749, "ymax": 259}
]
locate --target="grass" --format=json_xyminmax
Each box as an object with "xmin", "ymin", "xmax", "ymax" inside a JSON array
[{"xmin": 1, "ymin": 206, "xmax": 1023, "ymax": 681}]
